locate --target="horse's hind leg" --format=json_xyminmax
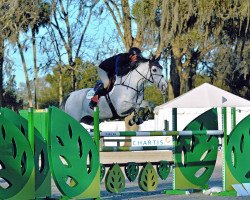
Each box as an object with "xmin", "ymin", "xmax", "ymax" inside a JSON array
[{"xmin": 80, "ymin": 116, "xmax": 94, "ymax": 125}]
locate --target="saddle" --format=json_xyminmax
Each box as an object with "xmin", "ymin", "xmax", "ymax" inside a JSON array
[
  {"xmin": 93, "ymin": 76, "xmax": 116, "ymax": 96},
  {"xmin": 93, "ymin": 77, "xmax": 120, "ymax": 119}
]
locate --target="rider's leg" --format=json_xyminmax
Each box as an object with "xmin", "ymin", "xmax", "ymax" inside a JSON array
[
  {"xmin": 98, "ymin": 68, "xmax": 110, "ymax": 88},
  {"xmin": 89, "ymin": 68, "xmax": 110, "ymax": 109}
]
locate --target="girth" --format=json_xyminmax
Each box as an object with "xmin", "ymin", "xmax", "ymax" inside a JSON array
[{"xmin": 105, "ymin": 94, "xmax": 121, "ymax": 120}]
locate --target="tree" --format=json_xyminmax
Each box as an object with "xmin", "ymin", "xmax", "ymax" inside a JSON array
[
  {"xmin": 29, "ymin": 2, "xmax": 51, "ymax": 109},
  {"xmin": 3, "ymin": 75, "xmax": 23, "ymax": 110},
  {"xmin": 38, "ymin": 60, "xmax": 98, "ymax": 108},
  {"xmin": 0, "ymin": 34, "xmax": 3, "ymax": 107},
  {"xmin": 131, "ymin": 0, "xmax": 250, "ymax": 99},
  {"xmin": 144, "ymin": 85, "xmax": 165, "ymax": 106},
  {"xmin": 0, "ymin": 0, "xmax": 51, "ymax": 107},
  {"xmin": 0, "ymin": 1, "xmax": 17, "ymax": 107},
  {"xmin": 104, "ymin": 0, "xmax": 145, "ymax": 50},
  {"xmin": 49, "ymin": 0, "xmax": 99, "ymax": 92}
]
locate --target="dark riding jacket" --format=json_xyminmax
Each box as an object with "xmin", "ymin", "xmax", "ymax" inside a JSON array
[{"xmin": 99, "ymin": 53, "xmax": 132, "ymax": 77}]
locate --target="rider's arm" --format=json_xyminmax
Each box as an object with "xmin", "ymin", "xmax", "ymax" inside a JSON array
[{"xmin": 115, "ymin": 54, "xmax": 131, "ymax": 76}]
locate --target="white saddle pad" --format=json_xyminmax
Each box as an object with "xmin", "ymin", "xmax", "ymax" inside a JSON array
[{"xmin": 86, "ymin": 89, "xmax": 95, "ymax": 100}]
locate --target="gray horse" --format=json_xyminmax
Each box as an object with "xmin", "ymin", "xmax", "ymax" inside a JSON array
[{"xmin": 61, "ymin": 56, "xmax": 168, "ymax": 125}]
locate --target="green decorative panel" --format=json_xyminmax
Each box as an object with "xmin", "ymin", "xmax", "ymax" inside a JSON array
[
  {"xmin": 138, "ymin": 162, "xmax": 158, "ymax": 192},
  {"xmin": 125, "ymin": 162, "xmax": 139, "ymax": 182},
  {"xmin": 105, "ymin": 164, "xmax": 125, "ymax": 193},
  {"xmin": 48, "ymin": 107, "xmax": 100, "ymax": 199},
  {"xmin": 184, "ymin": 108, "xmax": 218, "ymax": 130},
  {"xmin": 0, "ymin": 115, "xmax": 34, "ymax": 199},
  {"xmin": 33, "ymin": 111, "xmax": 51, "ymax": 196},
  {"xmin": 19, "ymin": 109, "xmax": 51, "ymax": 197},
  {"xmin": 225, "ymin": 115, "xmax": 250, "ymax": 190},
  {"xmin": 34, "ymin": 130, "xmax": 50, "ymax": 193},
  {"xmin": 100, "ymin": 163, "xmax": 106, "ymax": 182},
  {"xmin": 175, "ymin": 135, "xmax": 218, "ymax": 188},
  {"xmin": 174, "ymin": 108, "xmax": 219, "ymax": 190},
  {"xmin": 157, "ymin": 160, "xmax": 170, "ymax": 180},
  {"xmin": 1, "ymin": 108, "xmax": 29, "ymax": 138}
]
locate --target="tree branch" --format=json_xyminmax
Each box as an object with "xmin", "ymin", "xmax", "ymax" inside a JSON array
[
  {"xmin": 76, "ymin": 2, "xmax": 96, "ymax": 57},
  {"xmin": 104, "ymin": 0, "xmax": 126, "ymax": 46}
]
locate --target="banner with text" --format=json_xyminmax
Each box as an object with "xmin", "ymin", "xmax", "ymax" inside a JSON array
[{"xmin": 131, "ymin": 136, "xmax": 173, "ymax": 147}]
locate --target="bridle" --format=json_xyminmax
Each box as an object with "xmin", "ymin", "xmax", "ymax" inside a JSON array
[{"xmin": 114, "ymin": 60, "xmax": 165, "ymax": 102}]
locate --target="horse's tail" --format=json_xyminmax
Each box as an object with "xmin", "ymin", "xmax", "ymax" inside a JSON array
[{"xmin": 60, "ymin": 94, "xmax": 70, "ymax": 111}]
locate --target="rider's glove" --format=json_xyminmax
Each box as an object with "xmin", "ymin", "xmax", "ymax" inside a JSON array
[{"xmin": 130, "ymin": 61, "xmax": 138, "ymax": 69}]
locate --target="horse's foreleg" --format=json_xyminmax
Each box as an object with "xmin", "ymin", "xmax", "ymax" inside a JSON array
[
  {"xmin": 127, "ymin": 100, "xmax": 153, "ymax": 126},
  {"xmin": 128, "ymin": 110, "xmax": 143, "ymax": 126},
  {"xmin": 128, "ymin": 107, "xmax": 147, "ymax": 126},
  {"xmin": 137, "ymin": 100, "xmax": 154, "ymax": 124}
]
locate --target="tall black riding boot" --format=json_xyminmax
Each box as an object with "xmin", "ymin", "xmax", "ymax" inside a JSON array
[{"xmin": 89, "ymin": 82, "xmax": 105, "ymax": 109}]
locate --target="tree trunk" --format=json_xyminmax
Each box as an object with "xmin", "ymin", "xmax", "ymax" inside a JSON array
[
  {"xmin": 17, "ymin": 39, "xmax": 33, "ymax": 107},
  {"xmin": 71, "ymin": 70, "xmax": 77, "ymax": 91},
  {"xmin": 187, "ymin": 50, "xmax": 200, "ymax": 91},
  {"xmin": 58, "ymin": 65, "xmax": 63, "ymax": 104},
  {"xmin": 32, "ymin": 28, "xmax": 38, "ymax": 109},
  {"xmin": 187, "ymin": 66, "xmax": 196, "ymax": 91},
  {"xmin": 0, "ymin": 37, "xmax": 4, "ymax": 107},
  {"xmin": 169, "ymin": 50, "xmax": 181, "ymax": 98}
]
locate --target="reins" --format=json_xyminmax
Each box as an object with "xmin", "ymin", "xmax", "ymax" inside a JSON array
[{"xmin": 113, "ymin": 61, "xmax": 164, "ymax": 102}]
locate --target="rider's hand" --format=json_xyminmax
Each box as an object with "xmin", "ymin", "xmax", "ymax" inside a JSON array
[{"xmin": 130, "ymin": 61, "xmax": 138, "ymax": 68}]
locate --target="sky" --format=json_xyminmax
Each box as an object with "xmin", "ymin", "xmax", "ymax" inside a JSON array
[
  {"xmin": 10, "ymin": 6, "xmax": 121, "ymax": 86},
  {"xmin": 9, "ymin": 1, "xmax": 169, "ymax": 86}
]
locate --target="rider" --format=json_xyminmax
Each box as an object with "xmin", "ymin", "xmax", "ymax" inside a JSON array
[{"xmin": 89, "ymin": 47, "xmax": 144, "ymax": 109}]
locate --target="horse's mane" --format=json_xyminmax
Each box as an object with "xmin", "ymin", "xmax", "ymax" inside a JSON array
[
  {"xmin": 138, "ymin": 57, "xmax": 150, "ymax": 63},
  {"xmin": 131, "ymin": 58, "xmax": 150, "ymax": 70}
]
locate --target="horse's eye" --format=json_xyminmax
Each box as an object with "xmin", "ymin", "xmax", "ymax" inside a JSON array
[{"xmin": 152, "ymin": 68, "xmax": 157, "ymax": 72}]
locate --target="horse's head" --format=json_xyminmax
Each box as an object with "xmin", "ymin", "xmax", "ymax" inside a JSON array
[{"xmin": 147, "ymin": 55, "xmax": 168, "ymax": 94}]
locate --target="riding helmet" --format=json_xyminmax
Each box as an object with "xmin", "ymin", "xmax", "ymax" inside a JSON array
[{"xmin": 128, "ymin": 47, "xmax": 142, "ymax": 57}]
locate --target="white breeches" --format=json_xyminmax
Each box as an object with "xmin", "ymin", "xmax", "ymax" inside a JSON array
[{"xmin": 98, "ymin": 68, "xmax": 110, "ymax": 88}]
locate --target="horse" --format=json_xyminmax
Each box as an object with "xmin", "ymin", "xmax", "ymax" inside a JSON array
[{"xmin": 61, "ymin": 56, "xmax": 168, "ymax": 125}]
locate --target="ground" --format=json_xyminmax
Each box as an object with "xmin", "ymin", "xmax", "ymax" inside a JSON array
[{"xmin": 51, "ymin": 151, "xmax": 250, "ymax": 199}]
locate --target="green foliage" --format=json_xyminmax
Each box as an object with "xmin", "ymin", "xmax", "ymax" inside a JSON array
[
  {"xmin": 78, "ymin": 63, "xmax": 99, "ymax": 89},
  {"xmin": 38, "ymin": 73, "xmax": 62, "ymax": 108},
  {"xmin": 131, "ymin": 0, "xmax": 250, "ymax": 99},
  {"xmin": 144, "ymin": 85, "xmax": 165, "ymax": 106},
  {"xmin": 3, "ymin": 90, "xmax": 23, "ymax": 111},
  {"xmin": 212, "ymin": 44, "xmax": 250, "ymax": 100},
  {"xmin": 38, "ymin": 61, "xmax": 98, "ymax": 108},
  {"xmin": 132, "ymin": 0, "xmax": 159, "ymax": 20},
  {"xmin": 3, "ymin": 76, "xmax": 23, "ymax": 110}
]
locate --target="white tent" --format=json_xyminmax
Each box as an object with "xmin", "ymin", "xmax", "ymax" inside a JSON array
[
  {"xmin": 155, "ymin": 83, "xmax": 250, "ymax": 112},
  {"xmin": 154, "ymin": 83, "xmax": 250, "ymax": 132}
]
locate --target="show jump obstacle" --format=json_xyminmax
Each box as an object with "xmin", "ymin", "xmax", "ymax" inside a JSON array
[{"xmin": 0, "ymin": 106, "xmax": 249, "ymax": 199}]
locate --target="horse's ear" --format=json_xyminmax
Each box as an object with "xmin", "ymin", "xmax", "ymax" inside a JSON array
[
  {"xmin": 151, "ymin": 55, "xmax": 156, "ymax": 61},
  {"xmin": 156, "ymin": 53, "xmax": 161, "ymax": 61}
]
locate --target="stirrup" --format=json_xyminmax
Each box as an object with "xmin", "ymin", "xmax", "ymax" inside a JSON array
[
  {"xmin": 89, "ymin": 95, "xmax": 99, "ymax": 109},
  {"xmin": 89, "ymin": 101, "xmax": 97, "ymax": 109}
]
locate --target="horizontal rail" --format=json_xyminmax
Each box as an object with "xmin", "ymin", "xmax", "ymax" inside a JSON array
[
  {"xmin": 90, "ymin": 130, "xmax": 223, "ymax": 137},
  {"xmin": 101, "ymin": 161, "xmax": 174, "ymax": 168},
  {"xmin": 100, "ymin": 145, "xmax": 173, "ymax": 152}
]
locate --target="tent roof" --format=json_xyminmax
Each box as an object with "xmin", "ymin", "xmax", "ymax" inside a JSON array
[{"xmin": 154, "ymin": 83, "xmax": 250, "ymax": 112}]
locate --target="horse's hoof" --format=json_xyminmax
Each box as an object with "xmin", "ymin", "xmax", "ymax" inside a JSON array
[
  {"xmin": 128, "ymin": 119, "xmax": 135, "ymax": 126},
  {"xmin": 136, "ymin": 118, "xmax": 143, "ymax": 125},
  {"xmin": 142, "ymin": 111, "xmax": 150, "ymax": 121},
  {"xmin": 142, "ymin": 115, "xmax": 148, "ymax": 121}
]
